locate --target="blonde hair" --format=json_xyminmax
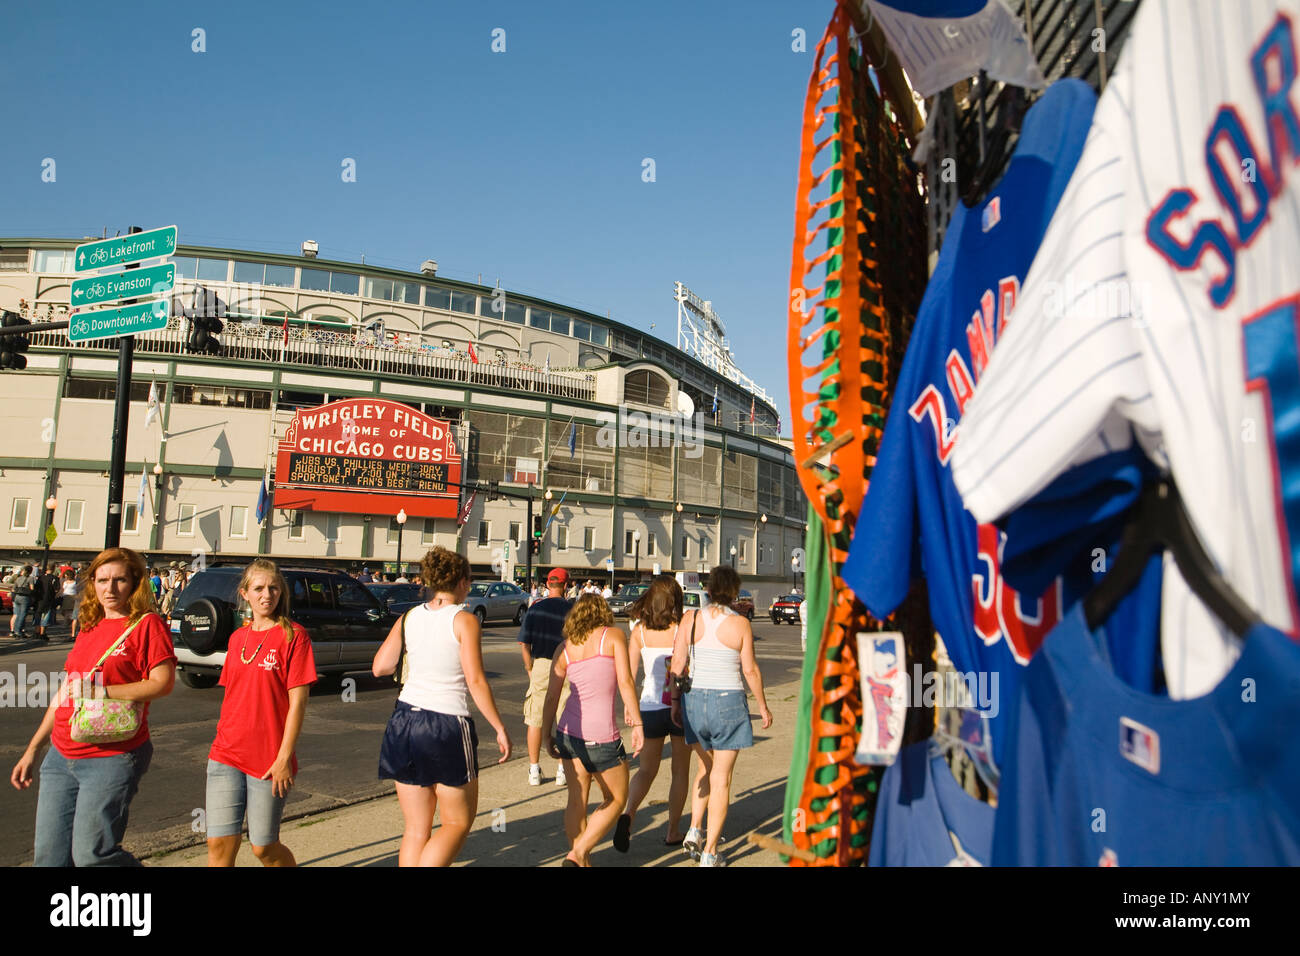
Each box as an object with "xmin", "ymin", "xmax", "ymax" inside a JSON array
[
  {"xmin": 77, "ymin": 548, "xmax": 156, "ymax": 630},
  {"xmin": 238, "ymin": 558, "xmax": 295, "ymax": 645},
  {"xmin": 562, "ymin": 593, "xmax": 614, "ymax": 645}
]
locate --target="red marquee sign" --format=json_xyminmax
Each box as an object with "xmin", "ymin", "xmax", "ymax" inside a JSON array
[{"xmin": 272, "ymin": 398, "xmax": 463, "ymax": 519}]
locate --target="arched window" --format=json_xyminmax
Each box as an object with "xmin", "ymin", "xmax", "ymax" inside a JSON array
[{"xmin": 623, "ymin": 369, "xmax": 671, "ymax": 409}]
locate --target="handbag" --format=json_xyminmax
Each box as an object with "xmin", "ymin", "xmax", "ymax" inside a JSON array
[
  {"xmin": 671, "ymin": 610, "xmax": 697, "ymax": 696},
  {"xmin": 395, "ymin": 609, "xmax": 413, "ymax": 686},
  {"xmin": 69, "ymin": 617, "xmax": 146, "ymax": 744}
]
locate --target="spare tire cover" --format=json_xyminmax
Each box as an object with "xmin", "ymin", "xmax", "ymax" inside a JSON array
[{"xmin": 180, "ymin": 598, "xmax": 233, "ymax": 656}]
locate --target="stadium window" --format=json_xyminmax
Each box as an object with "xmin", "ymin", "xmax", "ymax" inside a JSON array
[
  {"xmin": 10, "ymin": 498, "xmax": 29, "ymax": 532},
  {"xmin": 556, "ymin": 526, "xmax": 567, "ymax": 551},
  {"xmin": 680, "ymin": 536, "xmax": 689, "ymax": 559},
  {"xmin": 287, "ymin": 511, "xmax": 305, "ymax": 540},
  {"xmin": 387, "ymin": 517, "xmax": 401, "ymax": 545},
  {"xmin": 233, "ymin": 261, "xmax": 264, "ymax": 284},
  {"xmin": 425, "ymin": 286, "xmax": 452, "ymax": 309},
  {"xmin": 583, "ymin": 527, "xmax": 594, "ymax": 552},
  {"xmin": 231, "ymin": 506, "xmax": 249, "ymax": 539},
  {"xmin": 509, "ymin": 521, "xmax": 521, "ymax": 545},
  {"xmin": 449, "ymin": 290, "xmax": 477, "ymax": 315},
  {"xmin": 323, "ymin": 513, "xmax": 339, "ymax": 541},
  {"xmin": 263, "ymin": 264, "xmax": 295, "ymax": 288},
  {"xmin": 477, "ymin": 521, "xmax": 490, "ymax": 547},
  {"xmin": 549, "ymin": 314, "xmax": 570, "ymax": 336},
  {"xmin": 34, "ymin": 250, "xmax": 74, "ymax": 273},
  {"xmin": 503, "ymin": 302, "xmax": 526, "ymax": 324},
  {"xmin": 421, "ymin": 518, "xmax": 435, "ymax": 545},
  {"xmin": 196, "ymin": 258, "xmax": 229, "ymax": 282},
  {"xmin": 329, "ymin": 272, "xmax": 359, "ymax": 295},
  {"xmin": 63, "ymin": 500, "xmax": 84, "ymax": 534},
  {"xmin": 300, "ymin": 267, "xmax": 331, "ymax": 291},
  {"xmin": 177, "ymin": 504, "xmax": 196, "ymax": 537},
  {"xmin": 122, "ymin": 502, "xmax": 139, "ymax": 535}
]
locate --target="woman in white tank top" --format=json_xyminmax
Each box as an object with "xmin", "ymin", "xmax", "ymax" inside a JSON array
[
  {"xmin": 669, "ymin": 566, "xmax": 772, "ymax": 867},
  {"xmin": 613, "ymin": 576, "xmax": 692, "ymax": 852},
  {"xmin": 372, "ymin": 548, "xmax": 512, "ymax": 867}
]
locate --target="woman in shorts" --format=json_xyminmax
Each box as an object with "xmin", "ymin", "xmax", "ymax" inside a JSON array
[
  {"xmin": 614, "ymin": 576, "xmax": 690, "ymax": 851},
  {"xmin": 670, "ymin": 565, "xmax": 772, "ymax": 867},
  {"xmin": 372, "ymin": 547, "xmax": 512, "ymax": 867},
  {"xmin": 206, "ymin": 559, "xmax": 316, "ymax": 866},
  {"xmin": 541, "ymin": 594, "xmax": 643, "ymax": 866}
]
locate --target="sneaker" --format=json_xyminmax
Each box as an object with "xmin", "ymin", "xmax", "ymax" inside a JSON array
[
  {"xmin": 555, "ymin": 764, "xmax": 567, "ymax": 786},
  {"xmin": 698, "ymin": 852, "xmax": 726, "ymax": 867},
  {"xmin": 682, "ymin": 827, "xmax": 703, "ymax": 861},
  {"xmin": 528, "ymin": 764, "xmax": 541, "ymax": 786}
]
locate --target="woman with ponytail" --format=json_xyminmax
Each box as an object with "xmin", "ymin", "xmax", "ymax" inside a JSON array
[{"xmin": 205, "ymin": 559, "xmax": 316, "ymax": 866}]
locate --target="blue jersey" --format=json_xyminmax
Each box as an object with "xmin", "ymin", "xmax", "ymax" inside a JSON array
[
  {"xmin": 869, "ymin": 740, "xmax": 995, "ymax": 867},
  {"xmin": 843, "ymin": 78, "xmax": 1163, "ymax": 766},
  {"xmin": 995, "ymin": 603, "xmax": 1300, "ymax": 865}
]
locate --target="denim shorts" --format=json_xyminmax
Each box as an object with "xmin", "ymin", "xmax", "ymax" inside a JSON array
[
  {"xmin": 554, "ymin": 732, "xmax": 627, "ymax": 773},
  {"xmin": 205, "ymin": 759, "xmax": 286, "ymax": 846},
  {"xmin": 682, "ymin": 688, "xmax": 753, "ymax": 751}
]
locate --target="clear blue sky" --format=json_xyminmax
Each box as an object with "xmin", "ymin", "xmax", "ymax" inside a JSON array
[{"xmin": 1, "ymin": 0, "xmax": 824, "ymax": 426}]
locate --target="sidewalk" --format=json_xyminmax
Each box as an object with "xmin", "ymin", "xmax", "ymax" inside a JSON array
[{"xmin": 148, "ymin": 676, "xmax": 803, "ymax": 868}]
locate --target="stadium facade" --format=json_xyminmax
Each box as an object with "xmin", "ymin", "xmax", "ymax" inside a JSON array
[{"xmin": 0, "ymin": 238, "xmax": 806, "ymax": 588}]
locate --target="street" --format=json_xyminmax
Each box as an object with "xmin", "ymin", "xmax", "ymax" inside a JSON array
[{"xmin": 0, "ymin": 613, "xmax": 806, "ymax": 866}]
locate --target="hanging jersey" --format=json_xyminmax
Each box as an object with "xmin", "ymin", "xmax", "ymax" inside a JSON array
[
  {"xmin": 951, "ymin": 0, "xmax": 1300, "ymax": 697},
  {"xmin": 868, "ymin": 740, "xmax": 995, "ymax": 867},
  {"xmin": 843, "ymin": 78, "xmax": 1161, "ymax": 766},
  {"xmin": 994, "ymin": 603, "xmax": 1300, "ymax": 865}
]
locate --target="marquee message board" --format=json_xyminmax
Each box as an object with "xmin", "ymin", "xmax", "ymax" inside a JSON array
[{"xmin": 272, "ymin": 398, "xmax": 463, "ymax": 518}]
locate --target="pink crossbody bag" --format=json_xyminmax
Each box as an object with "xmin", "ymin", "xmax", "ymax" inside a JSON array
[{"xmin": 68, "ymin": 617, "xmax": 146, "ymax": 744}]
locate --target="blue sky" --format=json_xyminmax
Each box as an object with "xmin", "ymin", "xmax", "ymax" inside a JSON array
[{"xmin": 1, "ymin": 0, "xmax": 824, "ymax": 426}]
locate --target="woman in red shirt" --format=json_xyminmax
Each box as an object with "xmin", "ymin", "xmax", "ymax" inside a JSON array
[
  {"xmin": 206, "ymin": 559, "xmax": 316, "ymax": 867},
  {"xmin": 9, "ymin": 547, "xmax": 176, "ymax": 866}
]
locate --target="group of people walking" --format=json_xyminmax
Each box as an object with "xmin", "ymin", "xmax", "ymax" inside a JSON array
[
  {"xmin": 4, "ymin": 565, "xmax": 78, "ymax": 641},
  {"xmin": 8, "ymin": 544, "xmax": 771, "ymax": 868}
]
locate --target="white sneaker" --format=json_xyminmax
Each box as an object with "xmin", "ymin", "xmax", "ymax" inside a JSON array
[
  {"xmin": 683, "ymin": 827, "xmax": 703, "ymax": 861},
  {"xmin": 698, "ymin": 851, "xmax": 726, "ymax": 867},
  {"xmin": 555, "ymin": 764, "xmax": 567, "ymax": 786},
  {"xmin": 528, "ymin": 764, "xmax": 541, "ymax": 786}
]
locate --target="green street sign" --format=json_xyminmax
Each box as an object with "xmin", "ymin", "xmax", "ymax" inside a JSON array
[
  {"xmin": 69, "ymin": 299, "xmax": 170, "ymax": 343},
  {"xmin": 71, "ymin": 263, "xmax": 174, "ymax": 308},
  {"xmin": 73, "ymin": 226, "xmax": 177, "ymax": 273},
  {"xmin": 44, "ymin": 525, "xmax": 57, "ymax": 546}
]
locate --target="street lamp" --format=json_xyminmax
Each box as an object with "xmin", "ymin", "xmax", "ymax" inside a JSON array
[
  {"xmin": 632, "ymin": 529, "xmax": 641, "ymax": 581},
  {"xmin": 41, "ymin": 495, "xmax": 57, "ymax": 570},
  {"xmin": 395, "ymin": 508, "xmax": 407, "ymax": 578},
  {"xmin": 729, "ymin": 543, "xmax": 737, "ymax": 568}
]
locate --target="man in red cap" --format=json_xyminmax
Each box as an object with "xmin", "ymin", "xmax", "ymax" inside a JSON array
[{"xmin": 518, "ymin": 567, "xmax": 574, "ymax": 786}]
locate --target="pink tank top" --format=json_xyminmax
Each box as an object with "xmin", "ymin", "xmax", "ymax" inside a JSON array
[{"xmin": 557, "ymin": 628, "xmax": 619, "ymax": 743}]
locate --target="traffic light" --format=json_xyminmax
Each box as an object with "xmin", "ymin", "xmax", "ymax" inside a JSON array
[
  {"xmin": 0, "ymin": 311, "xmax": 28, "ymax": 370},
  {"xmin": 530, "ymin": 538, "xmax": 541, "ymax": 556},
  {"xmin": 186, "ymin": 287, "xmax": 225, "ymax": 355},
  {"xmin": 532, "ymin": 514, "xmax": 543, "ymax": 538},
  {"xmin": 488, "ymin": 480, "xmax": 500, "ymax": 501}
]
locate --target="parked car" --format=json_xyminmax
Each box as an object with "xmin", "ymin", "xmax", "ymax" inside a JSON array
[
  {"xmin": 169, "ymin": 564, "xmax": 397, "ymax": 689},
  {"xmin": 732, "ymin": 589, "xmax": 755, "ymax": 620},
  {"xmin": 606, "ymin": 582, "xmax": 651, "ymax": 617},
  {"xmin": 366, "ymin": 581, "xmax": 426, "ymax": 616},
  {"xmin": 682, "ymin": 588, "xmax": 711, "ymax": 611},
  {"xmin": 463, "ymin": 581, "xmax": 529, "ymax": 625},
  {"xmin": 770, "ymin": 593, "xmax": 803, "ymax": 624}
]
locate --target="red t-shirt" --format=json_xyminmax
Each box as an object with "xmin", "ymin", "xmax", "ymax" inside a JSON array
[
  {"xmin": 53, "ymin": 613, "xmax": 176, "ymax": 759},
  {"xmin": 209, "ymin": 622, "xmax": 317, "ymax": 777}
]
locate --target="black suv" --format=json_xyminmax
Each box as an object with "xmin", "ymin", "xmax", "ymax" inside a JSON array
[{"xmin": 170, "ymin": 565, "xmax": 397, "ymax": 689}]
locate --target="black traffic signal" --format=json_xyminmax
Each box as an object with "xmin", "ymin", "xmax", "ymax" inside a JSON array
[
  {"xmin": 532, "ymin": 514, "xmax": 543, "ymax": 538},
  {"xmin": 530, "ymin": 538, "xmax": 541, "ymax": 556},
  {"xmin": 0, "ymin": 311, "xmax": 28, "ymax": 370},
  {"xmin": 488, "ymin": 480, "xmax": 500, "ymax": 501},
  {"xmin": 186, "ymin": 287, "xmax": 225, "ymax": 355}
]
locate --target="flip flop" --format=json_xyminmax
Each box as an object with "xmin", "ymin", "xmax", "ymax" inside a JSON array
[
  {"xmin": 613, "ymin": 813, "xmax": 632, "ymax": 852},
  {"xmin": 563, "ymin": 857, "xmax": 580, "ymax": 867},
  {"xmin": 663, "ymin": 836, "xmax": 685, "ymax": 847}
]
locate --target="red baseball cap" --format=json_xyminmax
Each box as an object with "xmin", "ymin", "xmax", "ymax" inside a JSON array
[{"xmin": 546, "ymin": 568, "xmax": 570, "ymax": 585}]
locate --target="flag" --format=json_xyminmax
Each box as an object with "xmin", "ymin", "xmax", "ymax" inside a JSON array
[
  {"xmin": 281, "ymin": 314, "xmax": 289, "ymax": 345},
  {"xmin": 458, "ymin": 490, "xmax": 476, "ymax": 528},
  {"xmin": 143, "ymin": 380, "xmax": 159, "ymax": 428},
  {"xmin": 568, "ymin": 421, "xmax": 576, "ymax": 458},
  {"xmin": 468, "ymin": 341, "xmax": 479, "ymax": 364},
  {"xmin": 542, "ymin": 490, "xmax": 568, "ymax": 536},
  {"xmin": 255, "ymin": 476, "xmax": 270, "ymax": 525},
  {"xmin": 750, "ymin": 396, "xmax": 755, "ymax": 425},
  {"xmin": 136, "ymin": 467, "xmax": 148, "ymax": 517},
  {"xmin": 544, "ymin": 353, "xmax": 551, "ymax": 375}
]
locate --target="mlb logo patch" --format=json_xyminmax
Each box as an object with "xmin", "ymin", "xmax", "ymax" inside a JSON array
[
  {"xmin": 1119, "ymin": 717, "xmax": 1160, "ymax": 775},
  {"xmin": 982, "ymin": 196, "xmax": 1001, "ymax": 232},
  {"xmin": 870, "ymin": 635, "xmax": 900, "ymax": 678}
]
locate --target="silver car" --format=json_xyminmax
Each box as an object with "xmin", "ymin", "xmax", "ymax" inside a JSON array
[{"xmin": 464, "ymin": 581, "xmax": 529, "ymax": 625}]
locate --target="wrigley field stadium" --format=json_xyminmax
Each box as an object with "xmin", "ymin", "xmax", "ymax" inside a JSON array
[{"xmin": 0, "ymin": 237, "xmax": 806, "ymax": 593}]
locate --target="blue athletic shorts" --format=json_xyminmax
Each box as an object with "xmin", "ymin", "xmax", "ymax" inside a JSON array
[
  {"xmin": 379, "ymin": 700, "xmax": 479, "ymax": 787},
  {"xmin": 682, "ymin": 688, "xmax": 753, "ymax": 751}
]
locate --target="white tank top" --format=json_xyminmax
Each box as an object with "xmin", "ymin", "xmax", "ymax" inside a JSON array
[
  {"xmin": 398, "ymin": 603, "xmax": 469, "ymax": 716},
  {"xmin": 690, "ymin": 606, "xmax": 744, "ymax": 691},
  {"xmin": 638, "ymin": 638, "xmax": 674, "ymax": 711}
]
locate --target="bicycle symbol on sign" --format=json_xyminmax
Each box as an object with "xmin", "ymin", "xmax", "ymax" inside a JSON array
[{"xmin": 89, "ymin": 248, "xmax": 108, "ymax": 265}]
